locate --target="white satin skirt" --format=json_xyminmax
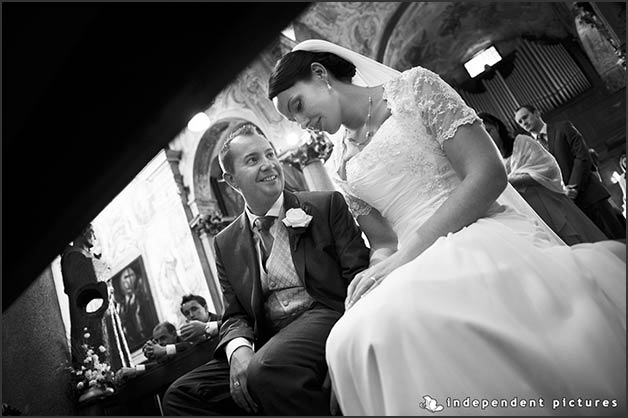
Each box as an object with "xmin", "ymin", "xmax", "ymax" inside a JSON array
[{"xmin": 326, "ymin": 210, "xmax": 626, "ymax": 416}]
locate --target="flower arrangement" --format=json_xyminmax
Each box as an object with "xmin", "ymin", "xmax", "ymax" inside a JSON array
[
  {"xmin": 197, "ymin": 208, "xmax": 230, "ymax": 235},
  {"xmin": 66, "ymin": 327, "xmax": 116, "ymax": 402},
  {"xmin": 282, "ymin": 130, "xmax": 334, "ymax": 170}
]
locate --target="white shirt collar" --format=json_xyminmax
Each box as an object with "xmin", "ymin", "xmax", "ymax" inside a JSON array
[{"xmin": 244, "ymin": 193, "xmax": 284, "ymax": 229}]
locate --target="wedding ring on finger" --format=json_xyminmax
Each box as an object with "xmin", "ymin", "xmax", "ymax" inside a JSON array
[
  {"xmin": 367, "ymin": 276, "xmax": 377, "ymax": 285},
  {"xmin": 233, "ymin": 380, "xmax": 240, "ymax": 388}
]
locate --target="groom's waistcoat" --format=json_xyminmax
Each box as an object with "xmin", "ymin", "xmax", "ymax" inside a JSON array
[
  {"xmin": 261, "ymin": 209, "xmax": 315, "ymax": 331},
  {"xmin": 214, "ymin": 190, "xmax": 371, "ymax": 357}
]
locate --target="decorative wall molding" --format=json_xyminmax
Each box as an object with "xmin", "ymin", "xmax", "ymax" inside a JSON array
[{"xmin": 296, "ymin": 2, "xmax": 399, "ymax": 58}]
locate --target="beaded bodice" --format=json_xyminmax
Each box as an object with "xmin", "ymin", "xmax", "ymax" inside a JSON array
[{"xmin": 328, "ymin": 67, "xmax": 483, "ymax": 246}]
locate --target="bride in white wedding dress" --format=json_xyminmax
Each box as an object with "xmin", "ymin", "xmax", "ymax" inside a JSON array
[{"xmin": 268, "ymin": 40, "xmax": 625, "ymax": 416}]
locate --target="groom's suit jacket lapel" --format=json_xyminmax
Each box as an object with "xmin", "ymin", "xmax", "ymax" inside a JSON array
[
  {"xmin": 283, "ymin": 191, "xmax": 307, "ymax": 283},
  {"xmin": 232, "ymin": 213, "xmax": 264, "ymax": 335}
]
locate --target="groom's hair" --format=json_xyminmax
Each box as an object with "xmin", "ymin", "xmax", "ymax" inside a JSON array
[
  {"xmin": 268, "ymin": 50, "xmax": 356, "ymax": 100},
  {"xmin": 219, "ymin": 124, "xmax": 269, "ymax": 174}
]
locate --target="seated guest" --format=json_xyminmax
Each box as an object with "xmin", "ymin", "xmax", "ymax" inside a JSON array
[
  {"xmin": 115, "ymin": 321, "xmax": 192, "ymax": 381},
  {"xmin": 178, "ymin": 294, "xmax": 222, "ymax": 343},
  {"xmin": 143, "ymin": 322, "xmax": 193, "ymax": 362}
]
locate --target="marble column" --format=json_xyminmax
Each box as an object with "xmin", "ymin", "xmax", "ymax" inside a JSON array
[
  {"xmin": 166, "ymin": 149, "xmax": 225, "ymax": 315},
  {"xmin": 190, "ymin": 209, "xmax": 232, "ymax": 315}
]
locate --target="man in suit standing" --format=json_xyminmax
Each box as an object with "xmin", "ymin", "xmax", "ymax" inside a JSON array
[
  {"xmin": 514, "ymin": 104, "xmax": 625, "ymax": 239},
  {"xmin": 162, "ymin": 125, "xmax": 370, "ymax": 415}
]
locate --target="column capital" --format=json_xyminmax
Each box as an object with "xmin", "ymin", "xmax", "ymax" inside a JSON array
[{"xmin": 190, "ymin": 210, "xmax": 231, "ymax": 237}]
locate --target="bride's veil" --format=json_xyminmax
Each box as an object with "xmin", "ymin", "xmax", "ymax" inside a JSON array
[{"xmin": 293, "ymin": 39, "xmax": 566, "ymax": 246}]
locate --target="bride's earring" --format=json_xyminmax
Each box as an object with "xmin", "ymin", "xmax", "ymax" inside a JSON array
[{"xmin": 318, "ymin": 74, "xmax": 332, "ymax": 91}]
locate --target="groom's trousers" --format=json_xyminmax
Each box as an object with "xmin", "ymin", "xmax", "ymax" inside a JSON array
[{"xmin": 162, "ymin": 305, "xmax": 341, "ymax": 415}]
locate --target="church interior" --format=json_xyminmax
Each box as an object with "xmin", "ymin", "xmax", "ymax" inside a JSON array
[{"xmin": 2, "ymin": 2, "xmax": 625, "ymax": 415}]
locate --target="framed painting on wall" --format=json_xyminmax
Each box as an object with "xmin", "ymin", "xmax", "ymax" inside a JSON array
[{"xmin": 110, "ymin": 255, "xmax": 159, "ymax": 353}]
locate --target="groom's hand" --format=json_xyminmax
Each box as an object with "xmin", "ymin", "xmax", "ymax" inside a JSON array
[{"xmin": 229, "ymin": 346, "xmax": 258, "ymax": 413}]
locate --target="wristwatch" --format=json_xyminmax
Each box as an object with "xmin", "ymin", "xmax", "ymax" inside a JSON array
[{"xmin": 204, "ymin": 321, "xmax": 217, "ymax": 337}]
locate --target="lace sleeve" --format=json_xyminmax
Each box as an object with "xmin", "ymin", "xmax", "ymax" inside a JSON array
[
  {"xmin": 343, "ymin": 193, "xmax": 372, "ymax": 218},
  {"xmin": 410, "ymin": 67, "xmax": 480, "ymax": 146}
]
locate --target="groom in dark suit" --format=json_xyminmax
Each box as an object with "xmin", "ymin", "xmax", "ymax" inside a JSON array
[
  {"xmin": 162, "ymin": 124, "xmax": 369, "ymax": 415},
  {"xmin": 515, "ymin": 104, "xmax": 625, "ymax": 240}
]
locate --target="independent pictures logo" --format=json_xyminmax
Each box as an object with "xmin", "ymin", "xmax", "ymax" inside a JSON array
[
  {"xmin": 419, "ymin": 395, "xmax": 444, "ymax": 413},
  {"xmin": 418, "ymin": 394, "xmax": 621, "ymax": 413}
]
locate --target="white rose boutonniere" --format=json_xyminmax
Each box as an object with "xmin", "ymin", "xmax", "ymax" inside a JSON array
[{"xmin": 282, "ymin": 208, "xmax": 313, "ymax": 228}]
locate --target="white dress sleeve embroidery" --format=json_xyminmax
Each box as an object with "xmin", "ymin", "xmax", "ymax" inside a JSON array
[{"xmin": 410, "ymin": 67, "xmax": 480, "ymax": 146}]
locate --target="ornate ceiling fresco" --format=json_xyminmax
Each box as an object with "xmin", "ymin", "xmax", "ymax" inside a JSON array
[
  {"xmin": 295, "ymin": 2, "xmax": 400, "ymax": 59},
  {"xmin": 293, "ymin": 2, "xmax": 579, "ymax": 88}
]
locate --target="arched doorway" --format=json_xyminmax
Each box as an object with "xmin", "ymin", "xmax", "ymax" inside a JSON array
[{"xmin": 192, "ymin": 118, "xmax": 261, "ymax": 221}]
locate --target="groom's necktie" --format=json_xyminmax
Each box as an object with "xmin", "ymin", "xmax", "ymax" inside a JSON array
[{"xmin": 253, "ymin": 216, "xmax": 276, "ymax": 265}]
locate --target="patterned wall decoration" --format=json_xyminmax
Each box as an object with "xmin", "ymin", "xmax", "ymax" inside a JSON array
[
  {"xmin": 574, "ymin": 3, "xmax": 626, "ymax": 92},
  {"xmin": 207, "ymin": 61, "xmax": 293, "ymax": 144},
  {"xmin": 295, "ymin": 2, "xmax": 400, "ymax": 58}
]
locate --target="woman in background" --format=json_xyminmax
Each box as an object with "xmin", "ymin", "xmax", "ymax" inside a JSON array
[{"xmin": 478, "ymin": 112, "xmax": 608, "ymax": 245}]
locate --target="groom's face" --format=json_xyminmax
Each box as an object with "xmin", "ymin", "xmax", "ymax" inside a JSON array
[{"xmin": 224, "ymin": 133, "xmax": 285, "ymax": 210}]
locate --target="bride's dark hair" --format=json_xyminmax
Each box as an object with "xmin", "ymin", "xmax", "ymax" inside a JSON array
[
  {"xmin": 478, "ymin": 112, "xmax": 515, "ymax": 158},
  {"xmin": 268, "ymin": 50, "xmax": 356, "ymax": 100}
]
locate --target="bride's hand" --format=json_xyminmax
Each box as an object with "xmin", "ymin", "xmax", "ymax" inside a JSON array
[
  {"xmin": 345, "ymin": 271, "xmax": 380, "ymax": 310},
  {"xmin": 345, "ymin": 252, "xmax": 410, "ymax": 310}
]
